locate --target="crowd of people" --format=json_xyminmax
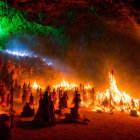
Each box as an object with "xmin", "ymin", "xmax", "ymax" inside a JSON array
[
  {"xmin": 0, "ymin": 57, "xmax": 34, "ymax": 107},
  {"xmin": 0, "ymin": 55, "xmax": 95, "ymax": 128}
]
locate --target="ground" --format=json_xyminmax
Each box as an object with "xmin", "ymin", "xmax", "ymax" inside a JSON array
[{"xmin": 9, "ymin": 108, "xmax": 140, "ymax": 140}]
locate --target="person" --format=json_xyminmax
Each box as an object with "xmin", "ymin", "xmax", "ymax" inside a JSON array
[
  {"xmin": 49, "ymin": 95, "xmax": 56, "ymax": 125},
  {"xmin": 21, "ymin": 102, "xmax": 34, "ymax": 117},
  {"xmin": 62, "ymin": 91, "xmax": 68, "ymax": 108},
  {"xmin": 23, "ymin": 82, "xmax": 27, "ymax": 91},
  {"xmin": 33, "ymin": 91, "xmax": 51, "ymax": 126},
  {"xmin": 22, "ymin": 82, "xmax": 28, "ymax": 104},
  {"xmin": 28, "ymin": 82, "xmax": 32, "ymax": 94},
  {"xmin": 22, "ymin": 87, "xmax": 28, "ymax": 104},
  {"xmin": 29, "ymin": 93, "xmax": 34, "ymax": 106},
  {"xmin": 59, "ymin": 88, "xmax": 63, "ymax": 99},
  {"xmin": 74, "ymin": 90, "xmax": 81, "ymax": 109},
  {"xmin": 46, "ymin": 85, "xmax": 51, "ymax": 93},
  {"xmin": 52, "ymin": 88, "xmax": 57, "ymax": 104},
  {"xmin": 71, "ymin": 90, "xmax": 81, "ymax": 121},
  {"xmin": 39, "ymin": 92, "xmax": 42, "ymax": 105}
]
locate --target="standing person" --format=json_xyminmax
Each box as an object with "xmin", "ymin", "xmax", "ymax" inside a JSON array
[
  {"xmin": 33, "ymin": 91, "xmax": 51, "ymax": 126},
  {"xmin": 17, "ymin": 85, "xmax": 22, "ymax": 98},
  {"xmin": 71, "ymin": 90, "xmax": 81, "ymax": 121},
  {"xmin": 22, "ymin": 83, "xmax": 28, "ymax": 104},
  {"xmin": 52, "ymin": 88, "xmax": 57, "ymax": 104},
  {"xmin": 29, "ymin": 93, "xmax": 34, "ymax": 106},
  {"xmin": 49, "ymin": 95, "xmax": 56, "ymax": 126},
  {"xmin": 62, "ymin": 91, "xmax": 68, "ymax": 108},
  {"xmin": 28, "ymin": 82, "xmax": 32, "ymax": 95}
]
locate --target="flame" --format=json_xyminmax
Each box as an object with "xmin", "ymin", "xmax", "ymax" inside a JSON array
[
  {"xmin": 84, "ymin": 83, "xmax": 92, "ymax": 90},
  {"xmin": 93, "ymin": 72, "xmax": 139, "ymax": 113},
  {"xmin": 32, "ymin": 82, "xmax": 40, "ymax": 89},
  {"xmin": 53, "ymin": 79, "xmax": 78, "ymax": 90},
  {"xmin": 31, "ymin": 72, "xmax": 139, "ymax": 115}
]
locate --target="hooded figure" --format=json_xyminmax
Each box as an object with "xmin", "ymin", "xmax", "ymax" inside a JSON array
[{"xmin": 33, "ymin": 91, "xmax": 51, "ymax": 125}]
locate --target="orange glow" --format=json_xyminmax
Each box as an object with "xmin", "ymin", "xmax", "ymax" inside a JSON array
[
  {"xmin": 31, "ymin": 72, "xmax": 139, "ymax": 115},
  {"xmin": 53, "ymin": 79, "xmax": 78, "ymax": 90},
  {"xmin": 93, "ymin": 72, "xmax": 139, "ymax": 113},
  {"xmin": 84, "ymin": 83, "xmax": 92, "ymax": 90},
  {"xmin": 32, "ymin": 82, "xmax": 40, "ymax": 89},
  {"xmin": 0, "ymin": 110, "xmax": 4, "ymax": 114}
]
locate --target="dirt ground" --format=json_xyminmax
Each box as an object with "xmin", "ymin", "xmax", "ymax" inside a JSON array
[{"xmin": 9, "ymin": 108, "xmax": 140, "ymax": 140}]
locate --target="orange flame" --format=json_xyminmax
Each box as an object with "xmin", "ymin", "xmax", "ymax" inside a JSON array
[
  {"xmin": 93, "ymin": 72, "xmax": 139, "ymax": 113},
  {"xmin": 32, "ymin": 82, "xmax": 40, "ymax": 89},
  {"xmin": 53, "ymin": 79, "xmax": 78, "ymax": 90}
]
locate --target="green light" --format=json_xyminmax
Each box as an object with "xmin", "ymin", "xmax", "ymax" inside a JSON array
[
  {"xmin": 89, "ymin": 6, "xmax": 96, "ymax": 15},
  {"xmin": 68, "ymin": 10, "xmax": 76, "ymax": 19},
  {"xmin": 0, "ymin": 1, "xmax": 68, "ymax": 47},
  {"xmin": 38, "ymin": 13, "xmax": 43, "ymax": 22}
]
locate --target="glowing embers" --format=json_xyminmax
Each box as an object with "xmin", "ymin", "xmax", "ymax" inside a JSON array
[
  {"xmin": 93, "ymin": 71, "xmax": 139, "ymax": 113},
  {"xmin": 5, "ymin": 50, "xmax": 33, "ymax": 57}
]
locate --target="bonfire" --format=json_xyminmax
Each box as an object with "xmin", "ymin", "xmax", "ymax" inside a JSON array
[{"xmin": 93, "ymin": 71, "xmax": 139, "ymax": 114}]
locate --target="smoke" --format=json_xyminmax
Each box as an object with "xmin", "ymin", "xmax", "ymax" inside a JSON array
[
  {"xmin": 5, "ymin": 34, "xmax": 35, "ymax": 55},
  {"xmin": 4, "ymin": 34, "xmax": 72, "ymax": 75},
  {"xmin": 62, "ymin": 23, "xmax": 140, "ymax": 97},
  {"xmin": 3, "ymin": 17, "xmax": 140, "ymax": 98}
]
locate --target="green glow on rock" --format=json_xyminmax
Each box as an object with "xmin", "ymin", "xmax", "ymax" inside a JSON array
[
  {"xmin": 89, "ymin": 6, "xmax": 96, "ymax": 15},
  {"xmin": 68, "ymin": 10, "xmax": 76, "ymax": 19},
  {"xmin": 38, "ymin": 13, "xmax": 43, "ymax": 22},
  {"xmin": 0, "ymin": 1, "xmax": 68, "ymax": 48}
]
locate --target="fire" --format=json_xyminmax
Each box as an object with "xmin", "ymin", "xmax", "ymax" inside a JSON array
[
  {"xmin": 32, "ymin": 82, "xmax": 40, "ymax": 89},
  {"xmin": 84, "ymin": 83, "xmax": 92, "ymax": 90},
  {"xmin": 0, "ymin": 110, "xmax": 4, "ymax": 114},
  {"xmin": 53, "ymin": 79, "xmax": 78, "ymax": 90},
  {"xmin": 93, "ymin": 71, "xmax": 139, "ymax": 113},
  {"xmin": 32, "ymin": 72, "xmax": 139, "ymax": 115}
]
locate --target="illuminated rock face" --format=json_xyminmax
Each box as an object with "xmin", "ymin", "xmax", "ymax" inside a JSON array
[
  {"xmin": 4, "ymin": 0, "xmax": 139, "ymax": 25},
  {"xmin": 0, "ymin": 1, "xmax": 68, "ymax": 49},
  {"xmin": 1, "ymin": 0, "xmax": 139, "ymax": 34}
]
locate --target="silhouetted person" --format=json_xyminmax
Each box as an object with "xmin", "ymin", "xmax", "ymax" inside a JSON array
[
  {"xmin": 62, "ymin": 91, "xmax": 68, "ymax": 108},
  {"xmin": 29, "ymin": 93, "xmax": 34, "ymax": 106},
  {"xmin": 49, "ymin": 95, "xmax": 56, "ymax": 126},
  {"xmin": 21, "ymin": 102, "xmax": 34, "ymax": 117},
  {"xmin": 71, "ymin": 90, "xmax": 81, "ymax": 121},
  {"xmin": 33, "ymin": 91, "xmax": 51, "ymax": 126},
  {"xmin": 52, "ymin": 88, "xmax": 57, "ymax": 103}
]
